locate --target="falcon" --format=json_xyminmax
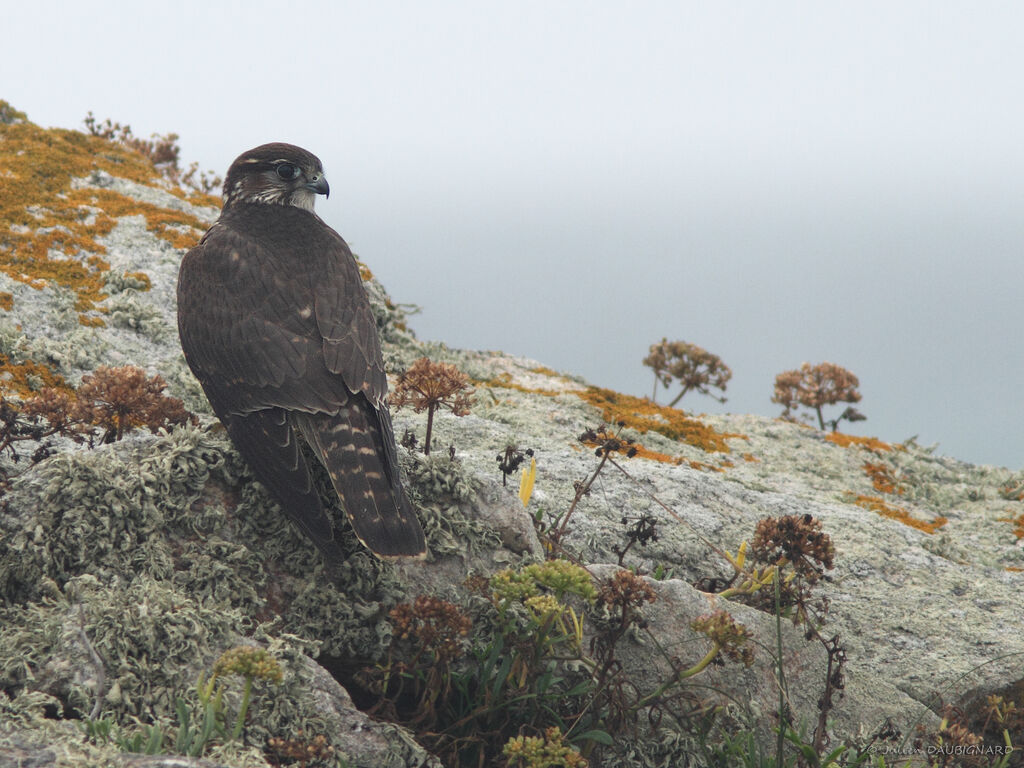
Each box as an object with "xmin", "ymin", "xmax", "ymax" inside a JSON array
[{"xmin": 177, "ymin": 143, "xmax": 426, "ymax": 560}]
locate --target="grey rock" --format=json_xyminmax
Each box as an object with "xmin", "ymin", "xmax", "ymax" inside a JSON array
[{"xmin": 2, "ymin": 130, "xmax": 1023, "ymax": 766}]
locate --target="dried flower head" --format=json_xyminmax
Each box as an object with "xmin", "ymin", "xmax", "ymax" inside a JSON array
[
  {"xmin": 267, "ymin": 731, "xmax": 335, "ymax": 766},
  {"xmin": 389, "ymin": 595, "xmax": 472, "ymax": 663},
  {"xmin": 772, "ymin": 362, "xmax": 863, "ymax": 431},
  {"xmin": 643, "ymin": 338, "xmax": 732, "ymax": 407},
  {"xmin": 598, "ymin": 569, "xmax": 657, "ymax": 612},
  {"xmin": 72, "ymin": 365, "xmax": 196, "ymax": 443},
  {"xmin": 750, "ymin": 514, "xmax": 835, "ymax": 584},
  {"xmin": 389, "ymin": 357, "xmax": 474, "ymax": 455}
]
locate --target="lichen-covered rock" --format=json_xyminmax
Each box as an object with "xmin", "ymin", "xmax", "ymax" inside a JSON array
[{"xmin": 2, "ymin": 104, "xmax": 1023, "ymax": 766}]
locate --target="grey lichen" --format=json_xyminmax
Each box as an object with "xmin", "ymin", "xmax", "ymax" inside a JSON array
[{"xmin": 105, "ymin": 292, "xmax": 169, "ymax": 340}]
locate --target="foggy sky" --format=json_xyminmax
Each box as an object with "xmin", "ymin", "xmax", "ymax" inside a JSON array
[{"xmin": 5, "ymin": 1, "xmax": 1023, "ymax": 468}]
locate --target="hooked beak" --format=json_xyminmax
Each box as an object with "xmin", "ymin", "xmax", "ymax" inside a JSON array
[{"xmin": 306, "ymin": 173, "xmax": 330, "ymax": 198}]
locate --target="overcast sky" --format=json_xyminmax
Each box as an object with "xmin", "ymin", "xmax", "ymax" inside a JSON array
[{"xmin": 5, "ymin": 2, "xmax": 1023, "ymax": 469}]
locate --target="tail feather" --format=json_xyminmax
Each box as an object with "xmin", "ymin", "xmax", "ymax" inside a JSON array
[
  {"xmin": 218, "ymin": 407, "xmax": 341, "ymax": 559},
  {"xmin": 292, "ymin": 401, "xmax": 425, "ymax": 559}
]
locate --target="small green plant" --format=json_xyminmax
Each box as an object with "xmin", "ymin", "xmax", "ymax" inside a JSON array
[
  {"xmin": 81, "ymin": 717, "xmax": 164, "ymax": 755},
  {"xmin": 772, "ymin": 361, "xmax": 865, "ymax": 432},
  {"xmin": 643, "ymin": 338, "xmax": 732, "ymax": 407},
  {"xmin": 175, "ymin": 645, "xmax": 283, "ymax": 757},
  {"xmin": 80, "ymin": 646, "xmax": 284, "ymax": 760},
  {"xmin": 390, "ymin": 357, "xmax": 474, "ymax": 454}
]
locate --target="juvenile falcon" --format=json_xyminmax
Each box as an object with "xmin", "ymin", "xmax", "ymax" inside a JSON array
[{"xmin": 177, "ymin": 143, "xmax": 425, "ymax": 560}]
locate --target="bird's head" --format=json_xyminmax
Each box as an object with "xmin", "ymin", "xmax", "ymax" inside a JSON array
[{"xmin": 222, "ymin": 143, "xmax": 330, "ymax": 212}]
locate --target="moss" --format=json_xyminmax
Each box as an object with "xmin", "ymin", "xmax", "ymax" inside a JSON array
[
  {"xmin": 0, "ymin": 424, "xmax": 231, "ymax": 603},
  {"xmin": 0, "ymin": 575, "xmax": 243, "ymax": 721},
  {"xmin": 577, "ymin": 427, "xmax": 728, "ymax": 472},
  {"xmin": 0, "ymin": 100, "xmax": 28, "ymax": 125},
  {"xmin": 0, "ymin": 422, "xmax": 428, "ymax": 763},
  {"xmin": 479, "ymin": 376, "xmax": 741, "ymax": 455},
  {"xmin": 997, "ymin": 512, "xmax": 1024, "ymax": 541},
  {"xmin": 477, "ymin": 372, "xmax": 562, "ymax": 397},
  {"xmin": 16, "ymin": 326, "xmax": 110, "ymax": 377}
]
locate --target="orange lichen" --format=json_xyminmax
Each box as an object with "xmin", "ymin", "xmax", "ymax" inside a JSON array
[
  {"xmin": 862, "ymin": 462, "xmax": 906, "ymax": 495},
  {"xmin": 997, "ymin": 513, "xmax": 1024, "ymax": 540},
  {"xmin": 529, "ymin": 365, "xmax": 566, "ymax": 379},
  {"xmin": 847, "ymin": 493, "xmax": 947, "ymax": 534},
  {"xmin": 477, "ymin": 373, "xmax": 562, "ymax": 397},
  {"xmin": 1000, "ymin": 483, "xmax": 1024, "ymax": 502},
  {"xmin": 577, "ymin": 387, "xmax": 740, "ymax": 454},
  {"xmin": 688, "ymin": 459, "xmax": 725, "ymax": 473},
  {"xmin": 0, "ymin": 116, "xmax": 208, "ymax": 319},
  {"xmin": 121, "ymin": 271, "xmax": 152, "ymax": 291},
  {"xmin": 0, "ymin": 355, "xmax": 72, "ymax": 399},
  {"xmin": 825, "ymin": 432, "xmax": 898, "ymax": 453},
  {"xmin": 742, "ymin": 453, "xmax": 760, "ymax": 463},
  {"xmin": 580, "ymin": 429, "xmax": 681, "ymax": 465},
  {"xmin": 480, "ymin": 376, "xmax": 740, "ymax": 454},
  {"xmin": 579, "ymin": 428, "xmax": 726, "ymax": 471},
  {"xmin": 0, "ymin": 292, "xmax": 12, "ymax": 311},
  {"xmin": 357, "ymin": 262, "xmax": 374, "ymax": 281},
  {"xmin": 185, "ymin": 190, "xmax": 222, "ymax": 209}
]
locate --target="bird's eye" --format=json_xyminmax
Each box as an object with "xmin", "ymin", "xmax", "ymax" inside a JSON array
[{"xmin": 276, "ymin": 163, "xmax": 299, "ymax": 180}]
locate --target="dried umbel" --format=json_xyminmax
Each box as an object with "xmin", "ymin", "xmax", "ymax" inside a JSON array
[
  {"xmin": 72, "ymin": 365, "xmax": 196, "ymax": 443},
  {"xmin": 772, "ymin": 361, "xmax": 864, "ymax": 431},
  {"xmin": 643, "ymin": 338, "xmax": 732, "ymax": 407},
  {"xmin": 267, "ymin": 731, "xmax": 335, "ymax": 766},
  {"xmin": 389, "ymin": 357, "xmax": 474, "ymax": 455},
  {"xmin": 597, "ymin": 569, "xmax": 656, "ymax": 613},
  {"xmin": 389, "ymin": 595, "xmax": 472, "ymax": 664},
  {"xmin": 750, "ymin": 514, "xmax": 835, "ymax": 584}
]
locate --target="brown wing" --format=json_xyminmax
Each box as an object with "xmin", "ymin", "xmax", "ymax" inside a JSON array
[{"xmin": 177, "ymin": 206, "xmax": 424, "ymax": 559}]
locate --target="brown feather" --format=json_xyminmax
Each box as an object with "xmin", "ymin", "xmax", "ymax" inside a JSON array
[{"xmin": 177, "ymin": 143, "xmax": 426, "ymax": 560}]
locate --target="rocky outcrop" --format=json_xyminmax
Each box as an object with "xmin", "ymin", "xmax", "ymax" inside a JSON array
[{"xmin": 1, "ymin": 106, "xmax": 1022, "ymax": 766}]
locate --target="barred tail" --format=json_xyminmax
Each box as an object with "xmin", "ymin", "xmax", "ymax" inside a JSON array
[{"xmin": 292, "ymin": 400, "xmax": 425, "ymax": 559}]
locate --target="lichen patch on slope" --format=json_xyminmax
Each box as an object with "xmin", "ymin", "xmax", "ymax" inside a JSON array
[{"xmin": 0, "ymin": 116, "xmax": 210, "ymax": 325}]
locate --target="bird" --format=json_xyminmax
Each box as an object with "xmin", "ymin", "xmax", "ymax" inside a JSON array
[{"xmin": 177, "ymin": 143, "xmax": 426, "ymax": 560}]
